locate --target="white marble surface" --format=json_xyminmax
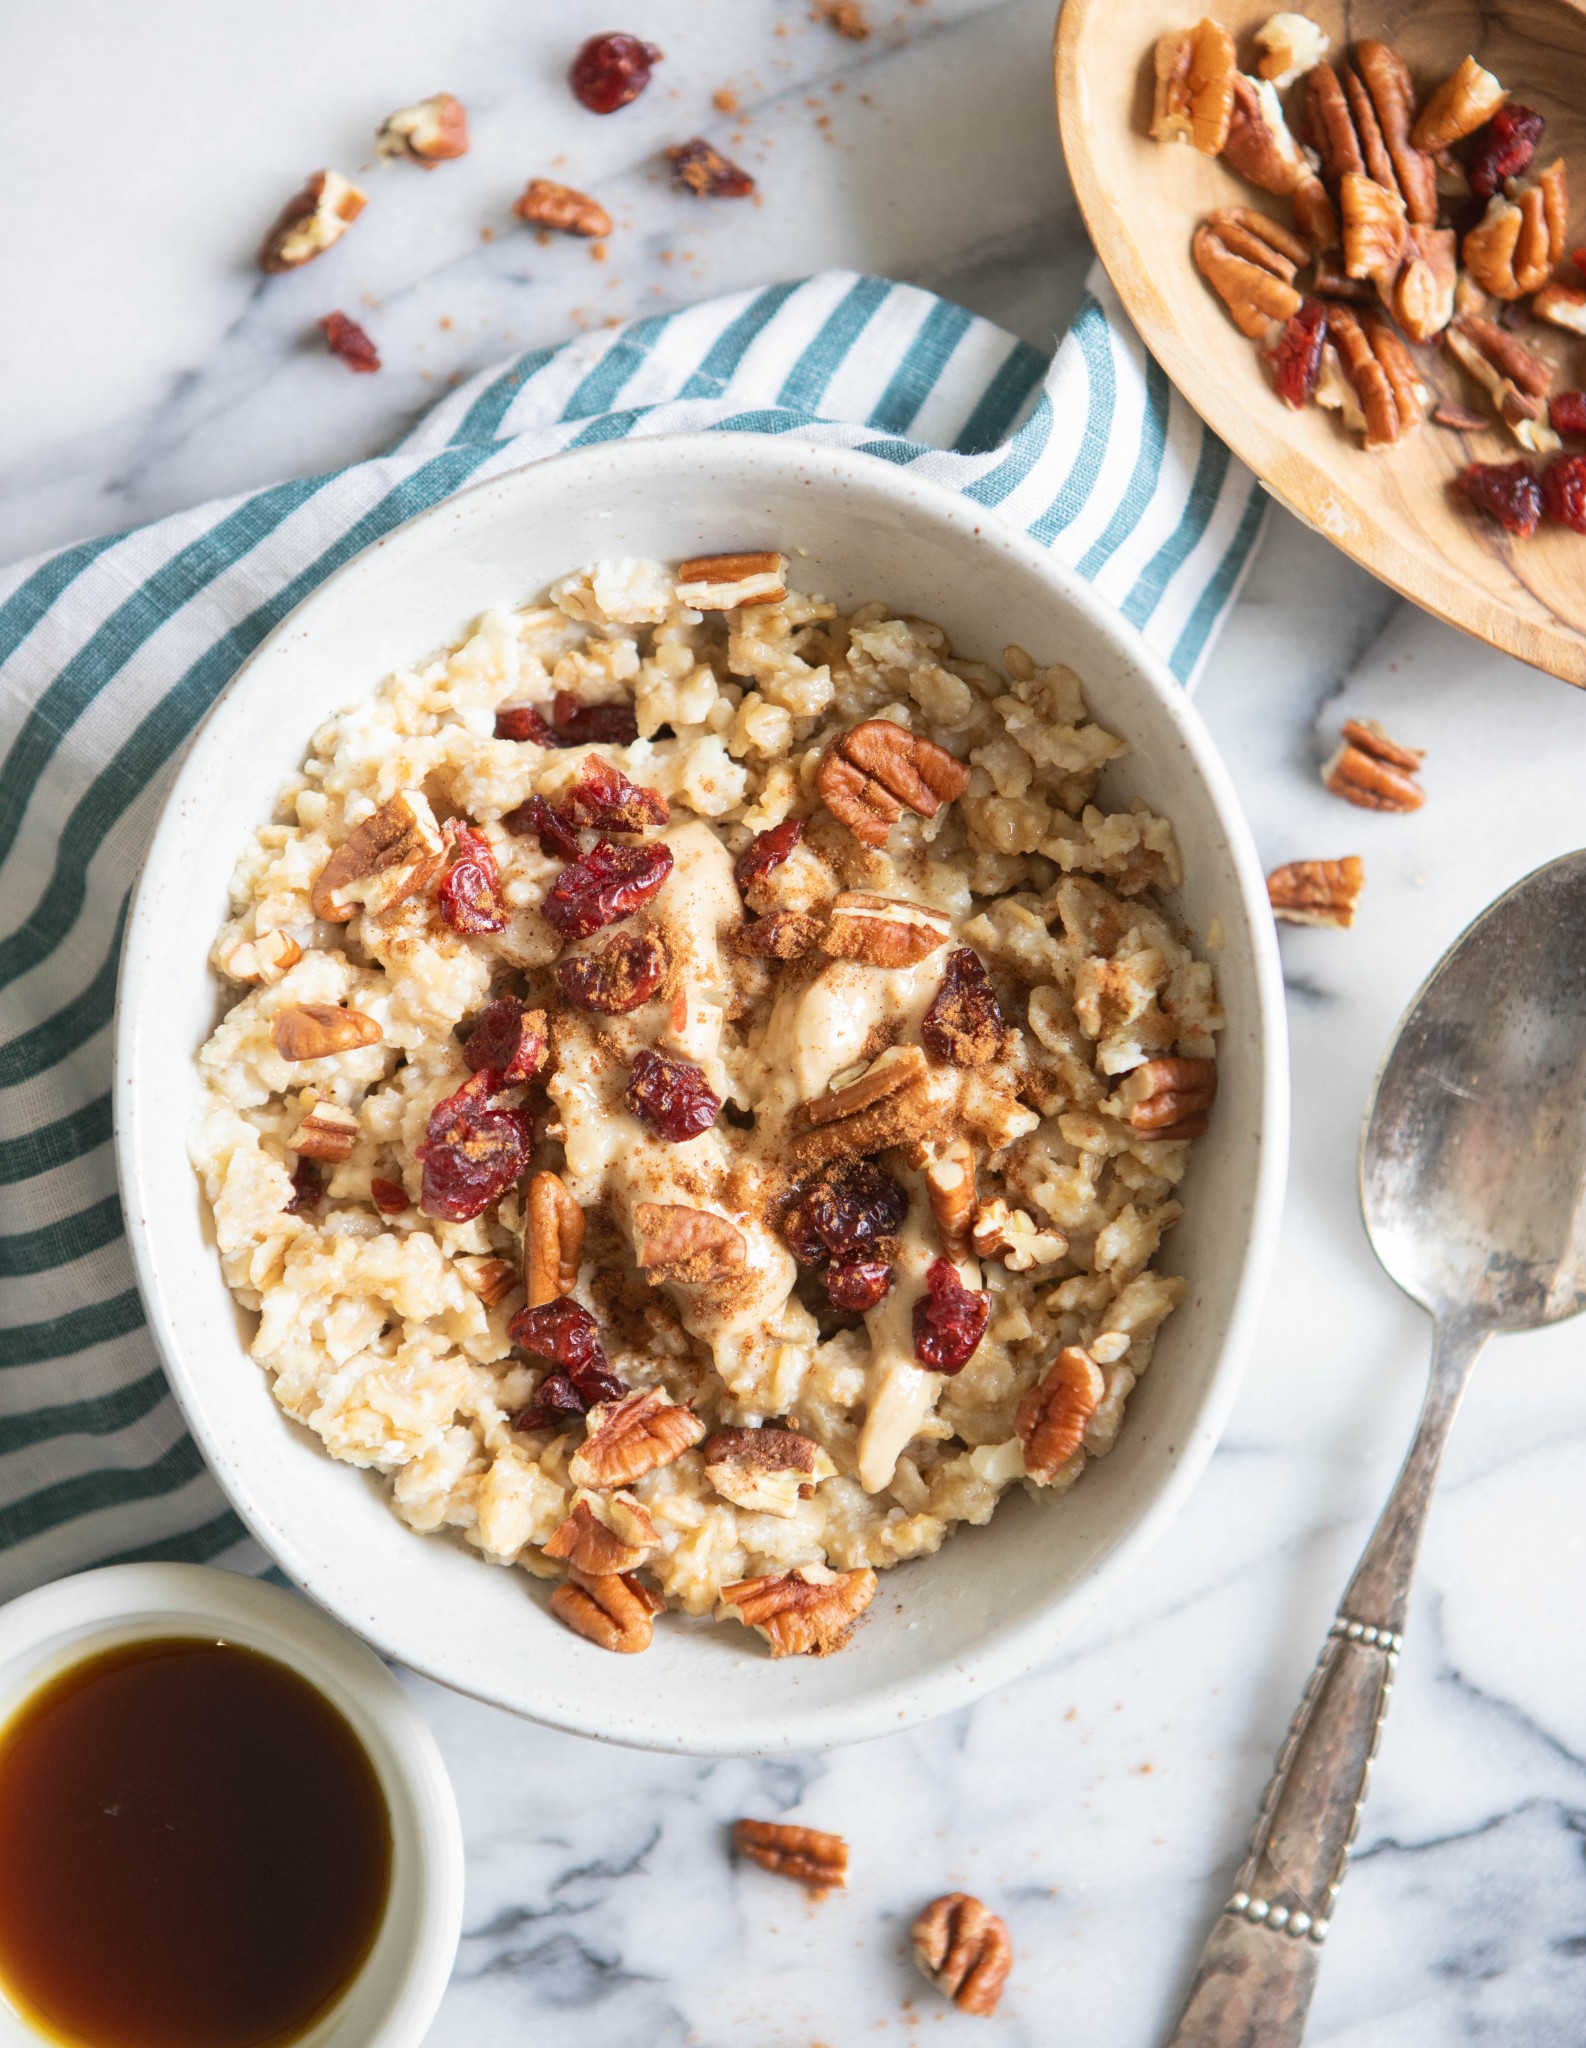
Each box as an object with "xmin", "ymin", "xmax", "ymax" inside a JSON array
[{"xmin": 9, "ymin": 3, "xmax": 1586, "ymax": 2043}]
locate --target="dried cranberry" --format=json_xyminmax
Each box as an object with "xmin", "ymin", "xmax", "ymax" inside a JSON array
[
  {"xmin": 495, "ymin": 703, "xmax": 559, "ymax": 746},
  {"xmin": 782, "ymin": 1160, "xmax": 908, "ymax": 1268},
  {"xmin": 1543, "ymin": 455, "xmax": 1586, "ymax": 533},
  {"xmin": 462, "ymin": 996, "xmax": 547, "ymax": 1082},
  {"xmin": 556, "ymin": 929, "xmax": 668, "ymax": 1013},
  {"xmin": 551, "ymin": 690, "xmax": 638, "ymax": 745},
  {"xmin": 733, "ymin": 817, "xmax": 803, "ymax": 899},
  {"xmin": 1263, "ymin": 298, "xmax": 1327, "ymax": 410},
  {"xmin": 544, "ymin": 837, "xmax": 674, "ymax": 938},
  {"xmin": 416, "ymin": 1070, "xmax": 533, "ymax": 1220},
  {"xmin": 1455, "ymin": 460, "xmax": 1543, "ymax": 538},
  {"xmin": 921, "ymin": 949, "xmax": 1005, "ymax": 1067},
  {"xmin": 321, "ymin": 311, "xmax": 381, "ymax": 373},
  {"xmin": 509, "ymin": 1370, "xmax": 589, "ymax": 1434},
  {"xmin": 370, "ymin": 1176, "xmax": 409, "ymax": 1216},
  {"xmin": 1550, "ymin": 391, "xmax": 1586, "ymax": 438},
  {"xmin": 560, "ymin": 756, "xmax": 669, "ymax": 833},
  {"xmin": 911, "ymin": 1257, "xmax": 990, "ymax": 1375},
  {"xmin": 437, "ymin": 821, "xmax": 508, "ymax": 935},
  {"xmin": 569, "ymin": 32, "xmax": 662, "ymax": 114},
  {"xmin": 284, "ymin": 1159, "xmax": 323, "ymax": 1214},
  {"xmin": 625, "ymin": 1047, "xmax": 720, "ymax": 1142},
  {"xmin": 1467, "ymin": 103, "xmax": 1544, "ymax": 199},
  {"xmin": 502, "ymin": 793, "xmax": 582, "ymax": 861},
  {"xmin": 508, "ymin": 1297, "xmax": 609, "ymax": 1377},
  {"xmin": 668, "ymin": 136, "xmax": 756, "ymax": 198},
  {"xmin": 826, "ymin": 1258, "xmax": 895, "ymax": 1314}
]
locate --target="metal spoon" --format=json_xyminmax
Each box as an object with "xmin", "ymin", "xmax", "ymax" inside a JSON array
[{"xmin": 1165, "ymin": 848, "xmax": 1586, "ymax": 2048}]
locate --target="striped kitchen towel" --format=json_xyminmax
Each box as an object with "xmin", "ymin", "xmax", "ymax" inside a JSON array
[{"xmin": 0, "ymin": 266, "xmax": 1265, "ymax": 1594}]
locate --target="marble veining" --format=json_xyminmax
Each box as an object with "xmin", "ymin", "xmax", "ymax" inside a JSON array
[{"xmin": 8, "ymin": 2, "xmax": 1586, "ymax": 2040}]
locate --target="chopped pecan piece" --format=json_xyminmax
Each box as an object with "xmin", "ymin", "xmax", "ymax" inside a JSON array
[
  {"xmin": 1432, "ymin": 399, "xmax": 1491, "ymax": 432},
  {"xmin": 1339, "ymin": 173, "xmax": 1407, "ymax": 289},
  {"xmin": 270, "ymin": 1003, "xmax": 383, "ymax": 1062},
  {"xmin": 549, "ymin": 1566, "xmax": 663, "ymax": 1653},
  {"xmin": 632, "ymin": 1202, "xmax": 747, "ymax": 1283},
  {"xmin": 731, "ymin": 910, "xmax": 822, "ymax": 960},
  {"xmin": 1534, "ymin": 284, "xmax": 1586, "ymax": 335},
  {"xmin": 514, "ymin": 178, "xmax": 612, "ymax": 238},
  {"xmin": 921, "ymin": 947, "xmax": 1005, "ymax": 1066},
  {"xmin": 288, "ymin": 1097, "xmax": 359, "ymax": 1160},
  {"xmin": 1254, "ymin": 13, "xmax": 1330, "ymax": 92},
  {"xmin": 568, "ymin": 1386, "xmax": 705, "ymax": 1489},
  {"xmin": 1323, "ymin": 719, "xmax": 1425, "ymax": 813},
  {"xmin": 732, "ymin": 1818, "xmax": 848, "ymax": 1890},
  {"xmin": 259, "ymin": 170, "xmax": 367, "ymax": 273},
  {"xmin": 819, "ymin": 892, "xmax": 952, "ymax": 968},
  {"xmin": 1150, "ymin": 17, "xmax": 1237, "ymax": 155},
  {"xmin": 792, "ymin": 1045, "xmax": 936, "ymax": 1166},
  {"xmin": 1393, "ymin": 225, "xmax": 1456, "ymax": 344},
  {"xmin": 525, "ymin": 1170, "xmax": 585, "ymax": 1307},
  {"xmin": 311, "ymin": 791, "xmax": 444, "ymax": 923},
  {"xmin": 912, "ymin": 1893, "xmax": 1013, "ymax": 2017},
  {"xmin": 1192, "ymin": 214, "xmax": 1304, "ymax": 338},
  {"xmin": 817, "ymin": 720, "xmax": 970, "ymax": 849},
  {"xmin": 703, "ymin": 1428, "xmax": 835, "ymax": 1516},
  {"xmin": 1446, "ymin": 321, "xmax": 1557, "ymax": 451},
  {"xmin": 459, "ymin": 1256, "xmax": 517, "ymax": 1309},
  {"xmin": 668, "ymin": 137, "xmax": 755, "ymax": 197},
  {"xmin": 719, "ymin": 1566, "xmax": 877, "ymax": 1657},
  {"xmin": 1267, "ymin": 856, "xmax": 1366, "ymax": 929},
  {"xmin": 543, "ymin": 1491, "xmax": 658, "ymax": 1575},
  {"xmin": 1411, "ymin": 55, "xmax": 1506, "ymax": 153},
  {"xmin": 1112, "ymin": 1057, "xmax": 1219, "ymax": 1141},
  {"xmin": 971, "ymin": 1198, "xmax": 1067, "ymax": 1271},
  {"xmin": 1221, "ymin": 74, "xmax": 1308, "ymax": 196},
  {"xmin": 1292, "ymin": 175, "xmax": 1339, "ymax": 254},
  {"xmin": 376, "ymin": 93, "xmax": 469, "ymax": 165},
  {"xmin": 675, "ymin": 551, "xmax": 788, "ymax": 609},
  {"xmin": 1017, "ymin": 1346, "xmax": 1105, "ymax": 1483},
  {"xmin": 918, "ymin": 1136, "xmax": 977, "ymax": 1259},
  {"xmin": 223, "ymin": 930, "xmax": 302, "ymax": 985}
]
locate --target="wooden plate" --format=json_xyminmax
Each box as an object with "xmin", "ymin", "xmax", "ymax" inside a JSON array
[{"xmin": 1055, "ymin": 0, "xmax": 1586, "ymax": 686}]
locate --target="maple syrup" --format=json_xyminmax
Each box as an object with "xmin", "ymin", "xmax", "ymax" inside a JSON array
[{"xmin": 0, "ymin": 1637, "xmax": 391, "ymax": 2048}]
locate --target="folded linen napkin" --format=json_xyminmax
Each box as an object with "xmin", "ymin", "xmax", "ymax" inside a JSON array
[{"xmin": 0, "ymin": 266, "xmax": 1264, "ymax": 1591}]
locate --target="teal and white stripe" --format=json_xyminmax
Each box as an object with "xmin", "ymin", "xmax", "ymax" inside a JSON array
[{"xmin": 0, "ymin": 266, "xmax": 1265, "ymax": 1595}]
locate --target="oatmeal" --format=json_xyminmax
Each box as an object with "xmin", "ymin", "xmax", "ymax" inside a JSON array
[{"xmin": 189, "ymin": 553, "xmax": 1223, "ymax": 1655}]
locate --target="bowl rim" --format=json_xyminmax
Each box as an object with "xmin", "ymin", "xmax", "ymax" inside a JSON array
[{"xmin": 115, "ymin": 429, "xmax": 1288, "ymax": 1753}]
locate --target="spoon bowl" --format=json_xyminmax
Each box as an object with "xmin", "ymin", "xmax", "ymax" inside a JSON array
[{"xmin": 1055, "ymin": 0, "xmax": 1586, "ymax": 686}]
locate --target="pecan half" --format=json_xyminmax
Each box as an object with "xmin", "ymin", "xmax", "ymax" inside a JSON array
[
  {"xmin": 271, "ymin": 1003, "xmax": 383, "ymax": 1062},
  {"xmin": 730, "ymin": 910, "xmax": 822, "ymax": 960},
  {"xmin": 1111, "ymin": 1057, "xmax": 1218, "ymax": 1142},
  {"xmin": 1254, "ymin": 13, "xmax": 1330, "ymax": 92},
  {"xmin": 525, "ymin": 1170, "xmax": 585, "ymax": 1307},
  {"xmin": 1464, "ymin": 190, "xmax": 1551, "ymax": 301},
  {"xmin": 1192, "ymin": 214, "xmax": 1304, "ymax": 338},
  {"xmin": 1267, "ymin": 856, "xmax": 1366, "ymax": 928},
  {"xmin": 1412, "ymin": 56, "xmax": 1506, "ymax": 154},
  {"xmin": 703, "ymin": 1427, "xmax": 835, "ymax": 1516},
  {"xmin": 675, "ymin": 551, "xmax": 788, "ymax": 609},
  {"xmin": 376, "ymin": 93, "xmax": 469, "ymax": 165},
  {"xmin": 224, "ymin": 930, "xmax": 302, "ymax": 985},
  {"xmin": 549, "ymin": 1566, "xmax": 664, "ymax": 1653},
  {"xmin": 1535, "ymin": 283, "xmax": 1586, "ymax": 335},
  {"xmin": 816, "ymin": 721, "xmax": 969, "ymax": 849},
  {"xmin": 912, "ymin": 1893, "xmax": 1013, "ymax": 2017},
  {"xmin": 259, "ymin": 171, "xmax": 367, "ymax": 273},
  {"xmin": 543, "ymin": 1491, "xmax": 658, "ymax": 1574},
  {"xmin": 288, "ymin": 1097, "xmax": 359, "ymax": 1160},
  {"xmin": 970, "ymin": 1198, "xmax": 1067, "ymax": 1271},
  {"xmin": 1292, "ymin": 175, "xmax": 1340, "ymax": 253},
  {"xmin": 732, "ymin": 1818, "xmax": 848, "ymax": 1891},
  {"xmin": 568, "ymin": 1386, "xmax": 705, "ymax": 1489},
  {"xmin": 792, "ymin": 1045, "xmax": 936, "ymax": 1166},
  {"xmin": 1150, "ymin": 17, "xmax": 1237, "ymax": 155},
  {"xmin": 632, "ymin": 1202, "xmax": 747, "ymax": 1283},
  {"xmin": 1305, "ymin": 63, "xmax": 1366, "ymax": 189},
  {"xmin": 1323, "ymin": 719, "xmax": 1425, "ymax": 813},
  {"xmin": 1221, "ymin": 75, "xmax": 1308, "ymax": 196},
  {"xmin": 1324, "ymin": 306, "xmax": 1422, "ymax": 451},
  {"xmin": 1017, "ymin": 1346, "xmax": 1105, "ymax": 1483},
  {"xmin": 1433, "ymin": 399, "xmax": 1491, "ymax": 431},
  {"xmin": 1352, "ymin": 41, "xmax": 1436, "ymax": 225},
  {"xmin": 819, "ymin": 892, "xmax": 952, "ymax": 968},
  {"xmin": 1445, "ymin": 320, "xmax": 1557, "ymax": 450},
  {"xmin": 459, "ymin": 1256, "xmax": 517, "ymax": 1309},
  {"xmin": 514, "ymin": 178, "xmax": 612, "ymax": 238},
  {"xmin": 719, "ymin": 1566, "xmax": 876, "ymax": 1656},
  {"xmin": 918, "ymin": 1136, "xmax": 977, "ymax": 1259},
  {"xmin": 311, "ymin": 791, "xmax": 444, "ymax": 923},
  {"xmin": 1340, "ymin": 173, "xmax": 1407, "ymax": 290},
  {"xmin": 1392, "ymin": 224, "xmax": 1456, "ymax": 345}
]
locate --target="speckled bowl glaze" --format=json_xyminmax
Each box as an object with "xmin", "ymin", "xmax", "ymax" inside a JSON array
[{"xmin": 116, "ymin": 433, "xmax": 1287, "ymax": 1754}]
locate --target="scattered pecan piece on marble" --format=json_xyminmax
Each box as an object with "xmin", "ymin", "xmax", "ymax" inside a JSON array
[
  {"xmin": 668, "ymin": 137, "xmax": 755, "ymax": 197},
  {"xmin": 376, "ymin": 93, "xmax": 469, "ymax": 165},
  {"xmin": 632, "ymin": 1203, "xmax": 747, "ymax": 1284},
  {"xmin": 817, "ymin": 719, "xmax": 969, "ymax": 849},
  {"xmin": 549, "ymin": 1566, "xmax": 664, "ymax": 1653},
  {"xmin": 718, "ymin": 1565, "xmax": 876, "ymax": 1657},
  {"xmin": 287, "ymin": 1097, "xmax": 359, "ymax": 1160},
  {"xmin": 732, "ymin": 1818, "xmax": 849, "ymax": 1891},
  {"xmin": 1016, "ymin": 1346, "xmax": 1105, "ymax": 1484},
  {"xmin": 819, "ymin": 892, "xmax": 951, "ymax": 968},
  {"xmin": 271, "ymin": 1003, "xmax": 383, "ymax": 1062},
  {"xmin": 259, "ymin": 171, "xmax": 367, "ymax": 273},
  {"xmin": 1111, "ymin": 1056, "xmax": 1219, "ymax": 1141},
  {"xmin": 1267, "ymin": 856, "xmax": 1366, "ymax": 929},
  {"xmin": 1150, "ymin": 17, "xmax": 1237, "ymax": 155},
  {"xmin": 514, "ymin": 178, "xmax": 612, "ymax": 238},
  {"xmin": 911, "ymin": 1893, "xmax": 1013, "ymax": 2017},
  {"xmin": 1323, "ymin": 719, "xmax": 1425, "ymax": 812},
  {"xmin": 703, "ymin": 1428, "xmax": 835, "ymax": 1517},
  {"xmin": 675, "ymin": 551, "xmax": 788, "ymax": 609},
  {"xmin": 568, "ymin": 1387, "xmax": 705, "ymax": 1489},
  {"xmin": 543, "ymin": 1491, "xmax": 658, "ymax": 1575},
  {"xmin": 524, "ymin": 1170, "xmax": 585, "ymax": 1307}
]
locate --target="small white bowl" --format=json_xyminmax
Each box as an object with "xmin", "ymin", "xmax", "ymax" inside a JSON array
[
  {"xmin": 117, "ymin": 434, "xmax": 1288, "ymax": 1755},
  {"xmin": 0, "ymin": 1565, "xmax": 462, "ymax": 2048}
]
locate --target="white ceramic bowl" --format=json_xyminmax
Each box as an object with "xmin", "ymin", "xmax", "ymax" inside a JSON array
[
  {"xmin": 0, "ymin": 1564, "xmax": 461, "ymax": 2047},
  {"xmin": 117, "ymin": 434, "xmax": 1287, "ymax": 1755}
]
